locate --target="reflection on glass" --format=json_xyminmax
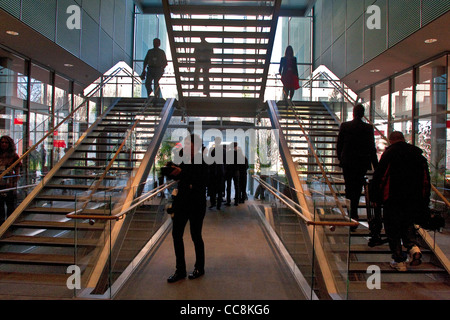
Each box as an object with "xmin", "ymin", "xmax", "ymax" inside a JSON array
[
  {"xmin": 0, "ymin": 51, "xmax": 28, "ymax": 109},
  {"xmin": 392, "ymin": 71, "xmax": 413, "ymax": 121},
  {"xmin": 416, "ymin": 57, "xmax": 447, "ymax": 117},
  {"xmin": 30, "ymin": 63, "xmax": 52, "ymax": 112}
]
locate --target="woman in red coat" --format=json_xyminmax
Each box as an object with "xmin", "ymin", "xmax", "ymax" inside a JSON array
[{"xmin": 279, "ymin": 45, "xmax": 300, "ymax": 100}]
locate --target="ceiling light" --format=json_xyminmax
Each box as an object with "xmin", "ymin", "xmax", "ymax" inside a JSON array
[
  {"xmin": 370, "ymin": 69, "xmax": 380, "ymax": 73},
  {"xmin": 64, "ymin": 63, "xmax": 74, "ymax": 67},
  {"xmin": 6, "ymin": 30, "xmax": 19, "ymax": 36},
  {"xmin": 424, "ymin": 38, "xmax": 437, "ymax": 44}
]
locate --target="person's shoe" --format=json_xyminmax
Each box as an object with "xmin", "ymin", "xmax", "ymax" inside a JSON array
[
  {"xmin": 225, "ymin": 202, "xmax": 231, "ymax": 206},
  {"xmin": 390, "ymin": 260, "xmax": 407, "ymax": 272},
  {"xmin": 409, "ymin": 245, "xmax": 422, "ymax": 266},
  {"xmin": 188, "ymin": 269, "xmax": 204, "ymax": 280},
  {"xmin": 368, "ymin": 236, "xmax": 388, "ymax": 247},
  {"xmin": 167, "ymin": 271, "xmax": 186, "ymax": 283}
]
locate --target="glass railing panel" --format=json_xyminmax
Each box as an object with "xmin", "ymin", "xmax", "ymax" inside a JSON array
[
  {"xmin": 308, "ymin": 177, "xmax": 351, "ymax": 300},
  {"xmin": 258, "ymin": 175, "xmax": 316, "ymax": 299},
  {"xmin": 107, "ymin": 178, "xmax": 172, "ymax": 291},
  {"xmin": 72, "ymin": 190, "xmax": 115, "ymax": 298}
]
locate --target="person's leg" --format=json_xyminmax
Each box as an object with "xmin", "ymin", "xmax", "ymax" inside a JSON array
[
  {"xmin": 401, "ymin": 215, "xmax": 422, "ymax": 266},
  {"xmin": 233, "ymin": 171, "xmax": 240, "ymax": 205},
  {"xmin": 171, "ymin": 213, "xmax": 189, "ymax": 275},
  {"xmin": 384, "ymin": 203, "xmax": 407, "ymax": 271},
  {"xmin": 226, "ymin": 175, "xmax": 232, "ymax": 205},
  {"xmin": 343, "ymin": 167, "xmax": 366, "ymax": 222},
  {"xmin": 209, "ymin": 184, "xmax": 217, "ymax": 208},
  {"xmin": 0, "ymin": 197, "xmax": 6, "ymax": 223},
  {"xmin": 203, "ymin": 66, "xmax": 210, "ymax": 96},
  {"xmin": 189, "ymin": 211, "xmax": 206, "ymax": 273},
  {"xmin": 194, "ymin": 65, "xmax": 201, "ymax": 89},
  {"xmin": 154, "ymin": 71, "xmax": 163, "ymax": 99},
  {"xmin": 5, "ymin": 190, "xmax": 16, "ymax": 217},
  {"xmin": 289, "ymin": 89, "xmax": 295, "ymax": 99},
  {"xmin": 145, "ymin": 72, "xmax": 153, "ymax": 96},
  {"xmin": 216, "ymin": 181, "xmax": 223, "ymax": 209}
]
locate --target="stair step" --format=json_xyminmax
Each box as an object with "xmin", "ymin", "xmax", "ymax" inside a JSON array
[
  {"xmin": 59, "ymin": 166, "xmax": 134, "ymax": 171},
  {"xmin": 23, "ymin": 207, "xmax": 108, "ymax": 215},
  {"xmin": 0, "ymin": 252, "xmax": 74, "ymax": 265},
  {"xmin": 45, "ymin": 184, "xmax": 125, "ymax": 190},
  {"xmin": 35, "ymin": 195, "xmax": 121, "ymax": 202},
  {"xmin": 12, "ymin": 220, "xmax": 104, "ymax": 231},
  {"xmin": 73, "ymin": 150, "xmax": 146, "ymax": 154},
  {"xmin": 53, "ymin": 174, "xmax": 124, "ymax": 180},
  {"xmin": 69, "ymin": 157, "xmax": 141, "ymax": 162},
  {"xmin": 349, "ymin": 262, "xmax": 446, "ymax": 273},
  {"xmin": 0, "ymin": 235, "xmax": 98, "ymax": 247},
  {"xmin": 0, "ymin": 271, "xmax": 69, "ymax": 286}
]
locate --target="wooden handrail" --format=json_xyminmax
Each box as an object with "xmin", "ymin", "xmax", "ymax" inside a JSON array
[
  {"xmin": 297, "ymin": 72, "xmax": 449, "ymax": 209},
  {"xmin": 78, "ymin": 120, "xmax": 141, "ymax": 213},
  {"xmin": 278, "ymin": 84, "xmax": 351, "ymax": 222},
  {"xmin": 253, "ymin": 175, "xmax": 358, "ymax": 228},
  {"xmin": 66, "ymin": 181, "xmax": 176, "ymax": 221},
  {"xmin": 71, "ymin": 95, "xmax": 161, "ymax": 213}
]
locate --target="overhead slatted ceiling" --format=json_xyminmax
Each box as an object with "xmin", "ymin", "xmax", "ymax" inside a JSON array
[
  {"xmin": 0, "ymin": 0, "xmax": 21, "ymax": 18},
  {"xmin": 388, "ymin": 0, "xmax": 421, "ymax": 47},
  {"xmin": 21, "ymin": 0, "xmax": 57, "ymax": 41},
  {"xmin": 421, "ymin": 0, "xmax": 450, "ymax": 26}
]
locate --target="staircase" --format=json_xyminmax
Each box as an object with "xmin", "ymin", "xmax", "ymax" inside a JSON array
[
  {"xmin": 272, "ymin": 100, "xmax": 450, "ymax": 299},
  {"xmin": 162, "ymin": 0, "xmax": 281, "ymax": 116},
  {"xmin": 0, "ymin": 97, "xmax": 169, "ymax": 298}
]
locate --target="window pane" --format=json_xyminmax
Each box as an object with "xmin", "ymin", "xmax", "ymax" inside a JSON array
[
  {"xmin": 373, "ymin": 80, "xmax": 389, "ymax": 148},
  {"xmin": 0, "ymin": 50, "xmax": 28, "ymax": 109},
  {"xmin": 392, "ymin": 70, "xmax": 413, "ymax": 121},
  {"xmin": 415, "ymin": 56, "xmax": 447, "ymax": 117},
  {"xmin": 30, "ymin": 63, "xmax": 52, "ymax": 113}
]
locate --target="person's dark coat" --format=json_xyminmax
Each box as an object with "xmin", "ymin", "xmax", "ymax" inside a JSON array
[
  {"xmin": 370, "ymin": 141, "xmax": 430, "ymax": 210},
  {"xmin": 337, "ymin": 118, "xmax": 378, "ymax": 170}
]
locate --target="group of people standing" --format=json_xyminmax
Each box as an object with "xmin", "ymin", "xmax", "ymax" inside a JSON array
[
  {"xmin": 164, "ymin": 135, "xmax": 249, "ymax": 283},
  {"xmin": 207, "ymin": 140, "xmax": 249, "ymax": 210}
]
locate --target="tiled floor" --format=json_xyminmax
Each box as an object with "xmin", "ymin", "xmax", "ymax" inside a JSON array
[{"xmin": 114, "ymin": 201, "xmax": 307, "ymax": 300}]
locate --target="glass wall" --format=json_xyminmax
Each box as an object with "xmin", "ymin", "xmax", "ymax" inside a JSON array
[
  {"xmin": 0, "ymin": 46, "xmax": 92, "ymax": 186},
  {"xmin": 266, "ymin": 16, "xmax": 312, "ymax": 101},
  {"xmin": 0, "ymin": 50, "xmax": 28, "ymax": 157},
  {"xmin": 134, "ymin": 12, "xmax": 176, "ymax": 98},
  {"xmin": 357, "ymin": 53, "xmax": 449, "ymax": 204},
  {"xmin": 133, "ymin": 12, "xmax": 313, "ymax": 101},
  {"xmin": 373, "ymin": 80, "xmax": 390, "ymax": 151}
]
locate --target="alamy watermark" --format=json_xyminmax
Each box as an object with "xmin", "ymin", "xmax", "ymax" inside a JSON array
[
  {"xmin": 169, "ymin": 121, "xmax": 279, "ymax": 169},
  {"xmin": 66, "ymin": 265, "xmax": 81, "ymax": 290},
  {"xmin": 66, "ymin": 5, "xmax": 81, "ymax": 30},
  {"xmin": 366, "ymin": 265, "xmax": 381, "ymax": 290},
  {"xmin": 366, "ymin": 5, "xmax": 382, "ymax": 30},
  {"xmin": 65, "ymin": 4, "xmax": 382, "ymax": 31}
]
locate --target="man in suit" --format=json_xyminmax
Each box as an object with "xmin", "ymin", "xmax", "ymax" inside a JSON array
[{"xmin": 337, "ymin": 104, "xmax": 378, "ymax": 231}]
